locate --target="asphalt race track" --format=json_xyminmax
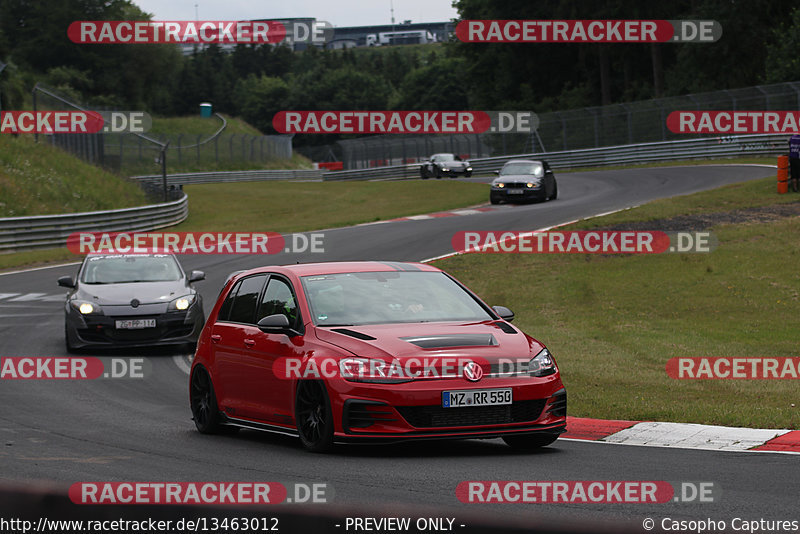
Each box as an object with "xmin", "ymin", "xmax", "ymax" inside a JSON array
[{"xmin": 1, "ymin": 165, "xmax": 797, "ymax": 531}]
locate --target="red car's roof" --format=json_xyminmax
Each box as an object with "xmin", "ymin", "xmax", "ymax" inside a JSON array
[{"xmin": 245, "ymin": 261, "xmax": 441, "ymax": 278}]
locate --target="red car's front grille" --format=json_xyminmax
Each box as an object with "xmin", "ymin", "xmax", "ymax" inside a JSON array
[{"xmin": 396, "ymin": 399, "xmax": 547, "ymax": 428}]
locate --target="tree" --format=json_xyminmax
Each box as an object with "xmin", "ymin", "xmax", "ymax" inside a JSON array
[
  {"xmin": 233, "ymin": 75, "xmax": 290, "ymax": 133},
  {"xmin": 764, "ymin": 7, "xmax": 800, "ymax": 83},
  {"xmin": 392, "ymin": 57, "xmax": 470, "ymax": 109}
]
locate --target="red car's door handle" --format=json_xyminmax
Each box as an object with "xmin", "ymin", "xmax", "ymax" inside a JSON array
[
  {"xmin": 210, "ymin": 334, "xmax": 221, "ymax": 343},
  {"xmin": 243, "ymin": 339, "xmax": 255, "ymax": 347}
]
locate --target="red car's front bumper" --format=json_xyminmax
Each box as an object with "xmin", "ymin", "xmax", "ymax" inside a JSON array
[{"xmin": 325, "ymin": 374, "xmax": 566, "ymax": 443}]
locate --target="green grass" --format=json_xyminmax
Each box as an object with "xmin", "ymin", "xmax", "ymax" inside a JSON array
[
  {"xmin": 174, "ymin": 180, "xmax": 489, "ymax": 233},
  {"xmin": 0, "ymin": 134, "xmax": 146, "ymax": 217},
  {"xmin": 435, "ymin": 188, "xmax": 800, "ymax": 429},
  {"xmin": 569, "ymin": 175, "xmax": 795, "ymax": 229},
  {"xmin": 120, "ymin": 152, "xmax": 313, "ymax": 177},
  {"xmin": 0, "ymin": 247, "xmax": 75, "ymax": 271},
  {"xmin": 147, "ymin": 114, "xmax": 263, "ymax": 136}
]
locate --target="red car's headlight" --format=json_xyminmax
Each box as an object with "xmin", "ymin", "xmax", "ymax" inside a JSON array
[{"xmin": 529, "ymin": 348, "xmax": 557, "ymax": 377}]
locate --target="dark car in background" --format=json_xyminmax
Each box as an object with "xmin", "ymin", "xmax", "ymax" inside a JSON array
[
  {"xmin": 420, "ymin": 153, "xmax": 473, "ymax": 178},
  {"xmin": 490, "ymin": 159, "xmax": 557, "ymax": 204},
  {"xmin": 59, "ymin": 253, "xmax": 205, "ymax": 352}
]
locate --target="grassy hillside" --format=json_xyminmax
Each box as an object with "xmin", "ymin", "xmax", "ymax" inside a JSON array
[
  {"xmin": 147, "ymin": 114, "xmax": 263, "ymax": 136},
  {"xmin": 0, "ymin": 134, "xmax": 146, "ymax": 217},
  {"xmin": 115, "ymin": 113, "xmax": 312, "ymax": 176}
]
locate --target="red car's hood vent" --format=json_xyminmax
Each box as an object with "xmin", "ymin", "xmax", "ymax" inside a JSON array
[
  {"xmin": 400, "ymin": 334, "xmax": 497, "ymax": 349},
  {"xmin": 331, "ymin": 328, "xmax": 376, "ymax": 341},
  {"xmin": 315, "ymin": 322, "xmax": 538, "ymax": 361}
]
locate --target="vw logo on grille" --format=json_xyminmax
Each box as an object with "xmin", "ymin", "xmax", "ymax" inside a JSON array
[
  {"xmin": 130, "ymin": 298, "xmax": 140, "ymax": 308},
  {"xmin": 463, "ymin": 361, "xmax": 483, "ymax": 382}
]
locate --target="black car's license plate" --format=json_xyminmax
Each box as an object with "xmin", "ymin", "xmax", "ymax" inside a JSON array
[
  {"xmin": 115, "ymin": 319, "xmax": 156, "ymax": 329},
  {"xmin": 442, "ymin": 388, "xmax": 512, "ymax": 408},
  {"xmin": 507, "ymin": 189, "xmax": 524, "ymax": 194}
]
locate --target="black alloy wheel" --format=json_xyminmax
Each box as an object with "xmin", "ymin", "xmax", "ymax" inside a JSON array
[{"xmin": 295, "ymin": 380, "xmax": 334, "ymax": 452}]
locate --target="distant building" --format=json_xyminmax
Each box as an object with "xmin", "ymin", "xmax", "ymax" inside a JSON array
[
  {"xmin": 179, "ymin": 18, "xmax": 454, "ymax": 55},
  {"xmin": 330, "ymin": 21, "xmax": 454, "ymax": 48}
]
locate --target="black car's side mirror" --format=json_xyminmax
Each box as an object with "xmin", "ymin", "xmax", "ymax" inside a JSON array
[
  {"xmin": 188, "ymin": 270, "xmax": 205, "ymax": 283},
  {"xmin": 257, "ymin": 314, "xmax": 299, "ymax": 336},
  {"xmin": 492, "ymin": 305, "xmax": 515, "ymax": 322},
  {"xmin": 57, "ymin": 276, "xmax": 76, "ymax": 288},
  {"xmin": 493, "ymin": 170, "xmax": 500, "ymax": 176}
]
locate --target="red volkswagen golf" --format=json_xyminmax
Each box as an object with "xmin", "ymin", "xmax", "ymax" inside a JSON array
[{"xmin": 190, "ymin": 261, "xmax": 566, "ymax": 452}]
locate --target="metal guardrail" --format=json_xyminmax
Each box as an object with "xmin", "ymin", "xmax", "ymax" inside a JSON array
[
  {"xmin": 132, "ymin": 169, "xmax": 323, "ymax": 186},
  {"xmin": 321, "ymin": 134, "xmax": 787, "ymax": 181},
  {"xmin": 0, "ymin": 194, "xmax": 188, "ymax": 252},
  {"xmin": 127, "ymin": 134, "xmax": 784, "ymax": 185}
]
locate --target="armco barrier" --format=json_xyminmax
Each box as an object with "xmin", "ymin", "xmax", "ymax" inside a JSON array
[
  {"xmin": 132, "ymin": 169, "xmax": 323, "ymax": 186},
  {"xmin": 322, "ymin": 133, "xmax": 788, "ymax": 181},
  {"xmin": 128, "ymin": 134, "xmax": 785, "ymax": 185},
  {"xmin": 0, "ymin": 194, "xmax": 188, "ymax": 252}
]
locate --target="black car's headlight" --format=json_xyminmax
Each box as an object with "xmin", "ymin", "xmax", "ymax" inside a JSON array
[
  {"xmin": 529, "ymin": 348, "xmax": 556, "ymax": 377},
  {"xmin": 71, "ymin": 300, "xmax": 103, "ymax": 315},
  {"xmin": 494, "ymin": 182, "xmax": 505, "ymax": 188},
  {"xmin": 339, "ymin": 357, "xmax": 414, "ymax": 384},
  {"xmin": 527, "ymin": 180, "xmax": 542, "ymax": 188},
  {"xmin": 168, "ymin": 294, "xmax": 196, "ymax": 311}
]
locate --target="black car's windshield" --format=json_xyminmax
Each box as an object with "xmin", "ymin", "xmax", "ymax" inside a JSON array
[
  {"xmin": 500, "ymin": 162, "xmax": 544, "ymax": 176},
  {"xmin": 302, "ymin": 271, "xmax": 493, "ymax": 326},
  {"xmin": 80, "ymin": 255, "xmax": 182, "ymax": 284},
  {"xmin": 434, "ymin": 153, "xmax": 459, "ymax": 161}
]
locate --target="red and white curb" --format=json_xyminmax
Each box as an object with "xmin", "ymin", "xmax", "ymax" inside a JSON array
[
  {"xmin": 357, "ymin": 206, "xmax": 498, "ymax": 227},
  {"xmin": 563, "ymin": 416, "xmax": 800, "ymax": 454}
]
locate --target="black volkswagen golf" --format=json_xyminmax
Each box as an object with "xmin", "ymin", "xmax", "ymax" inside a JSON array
[{"xmin": 59, "ymin": 253, "xmax": 205, "ymax": 352}]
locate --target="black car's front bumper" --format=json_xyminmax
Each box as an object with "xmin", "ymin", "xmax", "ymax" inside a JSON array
[
  {"xmin": 65, "ymin": 304, "xmax": 204, "ymax": 349},
  {"xmin": 439, "ymin": 166, "xmax": 472, "ymax": 176},
  {"xmin": 491, "ymin": 186, "xmax": 545, "ymax": 203}
]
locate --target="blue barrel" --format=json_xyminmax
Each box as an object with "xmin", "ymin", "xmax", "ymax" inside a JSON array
[{"xmin": 199, "ymin": 103, "xmax": 212, "ymax": 118}]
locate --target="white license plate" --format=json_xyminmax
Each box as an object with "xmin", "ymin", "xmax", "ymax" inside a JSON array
[
  {"xmin": 442, "ymin": 388, "xmax": 512, "ymax": 408},
  {"xmin": 507, "ymin": 189, "xmax": 524, "ymax": 194},
  {"xmin": 115, "ymin": 319, "xmax": 156, "ymax": 329}
]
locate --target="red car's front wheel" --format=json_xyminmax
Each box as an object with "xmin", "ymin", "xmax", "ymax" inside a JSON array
[{"xmin": 295, "ymin": 380, "xmax": 334, "ymax": 453}]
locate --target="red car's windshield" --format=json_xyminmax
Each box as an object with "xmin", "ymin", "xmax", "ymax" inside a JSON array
[{"xmin": 301, "ymin": 271, "xmax": 492, "ymax": 326}]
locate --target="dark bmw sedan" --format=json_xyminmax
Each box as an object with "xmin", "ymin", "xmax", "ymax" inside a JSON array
[
  {"xmin": 490, "ymin": 159, "xmax": 558, "ymax": 204},
  {"xmin": 59, "ymin": 253, "xmax": 205, "ymax": 352}
]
